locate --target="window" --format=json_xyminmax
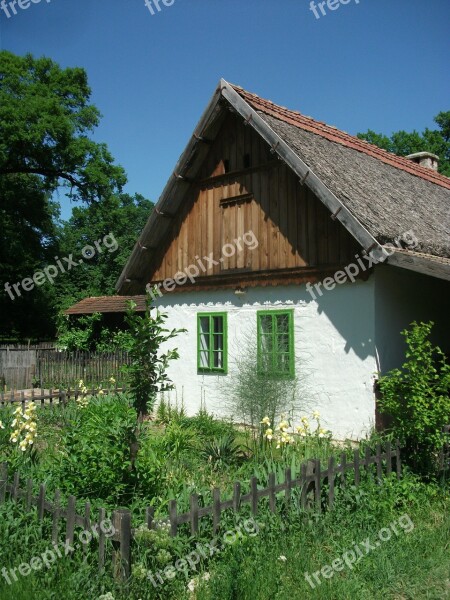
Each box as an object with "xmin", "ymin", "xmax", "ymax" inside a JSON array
[
  {"xmin": 197, "ymin": 313, "xmax": 228, "ymax": 373},
  {"xmin": 257, "ymin": 310, "xmax": 294, "ymax": 378}
]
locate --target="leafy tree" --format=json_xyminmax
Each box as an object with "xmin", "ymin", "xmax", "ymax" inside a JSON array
[
  {"xmin": 54, "ymin": 193, "xmax": 154, "ymax": 312},
  {"xmin": 378, "ymin": 321, "xmax": 450, "ymax": 478},
  {"xmin": 357, "ymin": 111, "xmax": 450, "ymax": 176},
  {"xmin": 0, "ymin": 51, "xmax": 126, "ymax": 340}
]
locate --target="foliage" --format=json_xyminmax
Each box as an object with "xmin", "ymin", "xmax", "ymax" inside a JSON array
[
  {"xmin": 124, "ymin": 295, "xmax": 185, "ymax": 418},
  {"xmin": 0, "ymin": 50, "xmax": 126, "ymax": 340},
  {"xmin": 188, "ymin": 403, "xmax": 236, "ymax": 440},
  {"xmin": 56, "ymin": 394, "xmax": 137, "ymax": 504},
  {"xmin": 161, "ymin": 422, "xmax": 197, "ymax": 460},
  {"xmin": 0, "ymin": 389, "xmax": 449, "ymax": 599},
  {"xmin": 196, "ymin": 475, "xmax": 449, "ymax": 600},
  {"xmin": 56, "ymin": 312, "xmax": 134, "ymax": 352},
  {"xmin": 201, "ymin": 432, "xmax": 243, "ymax": 469},
  {"xmin": 378, "ymin": 321, "xmax": 450, "ymax": 477},
  {"xmin": 357, "ymin": 111, "xmax": 450, "ymax": 176},
  {"xmin": 53, "ymin": 192, "xmax": 154, "ymax": 312}
]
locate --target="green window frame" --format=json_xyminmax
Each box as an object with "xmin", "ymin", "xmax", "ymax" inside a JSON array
[
  {"xmin": 257, "ymin": 309, "xmax": 295, "ymax": 378},
  {"xmin": 197, "ymin": 313, "xmax": 228, "ymax": 374}
]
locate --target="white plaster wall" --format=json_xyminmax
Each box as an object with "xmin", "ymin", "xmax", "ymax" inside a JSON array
[
  {"xmin": 153, "ymin": 279, "xmax": 377, "ymax": 441},
  {"xmin": 375, "ymin": 265, "xmax": 450, "ymax": 374}
]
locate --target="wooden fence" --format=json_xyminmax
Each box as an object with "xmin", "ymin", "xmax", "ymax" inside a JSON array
[
  {"xmin": 0, "ymin": 442, "xmax": 401, "ymax": 579},
  {"xmin": 0, "ymin": 387, "xmax": 127, "ymax": 408},
  {"xmin": 0, "ymin": 347, "xmax": 130, "ymax": 391}
]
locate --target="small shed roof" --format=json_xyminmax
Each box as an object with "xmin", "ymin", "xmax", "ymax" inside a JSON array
[{"xmin": 64, "ymin": 295, "xmax": 146, "ymax": 315}]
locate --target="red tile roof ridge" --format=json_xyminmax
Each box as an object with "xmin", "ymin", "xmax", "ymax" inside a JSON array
[{"xmin": 231, "ymin": 84, "xmax": 450, "ymax": 191}]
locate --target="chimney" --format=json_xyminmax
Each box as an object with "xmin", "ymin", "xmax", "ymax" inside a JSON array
[{"xmin": 406, "ymin": 152, "xmax": 439, "ymax": 171}]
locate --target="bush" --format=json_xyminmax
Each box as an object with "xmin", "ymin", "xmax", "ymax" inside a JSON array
[
  {"xmin": 378, "ymin": 321, "xmax": 450, "ymax": 477},
  {"xmin": 222, "ymin": 333, "xmax": 311, "ymax": 429},
  {"xmin": 56, "ymin": 393, "xmax": 137, "ymax": 504}
]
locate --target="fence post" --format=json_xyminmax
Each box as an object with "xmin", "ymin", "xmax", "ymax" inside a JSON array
[
  {"xmin": 385, "ymin": 442, "xmax": 392, "ymax": 477},
  {"xmin": 65, "ymin": 495, "xmax": 76, "ymax": 541},
  {"xmin": 300, "ymin": 462, "xmax": 307, "ymax": 510},
  {"xmin": 232, "ymin": 482, "xmax": 241, "ymax": 512},
  {"xmin": 213, "ymin": 488, "xmax": 221, "ymax": 532},
  {"xmin": 365, "ymin": 445, "xmax": 372, "ymax": 480},
  {"xmin": 112, "ymin": 509, "xmax": 132, "ymax": 580},
  {"xmin": 52, "ymin": 490, "xmax": 61, "ymax": 544},
  {"xmin": 250, "ymin": 476, "xmax": 258, "ymax": 516},
  {"xmin": 268, "ymin": 472, "xmax": 276, "ymax": 513},
  {"xmin": 26, "ymin": 478, "xmax": 33, "ymax": 510},
  {"xmin": 98, "ymin": 507, "xmax": 106, "ymax": 572},
  {"xmin": 376, "ymin": 443, "xmax": 383, "ymax": 483},
  {"xmin": 396, "ymin": 440, "xmax": 402, "ymax": 479},
  {"xmin": 169, "ymin": 500, "xmax": 178, "ymax": 537},
  {"xmin": 37, "ymin": 483, "xmax": 46, "ymax": 521},
  {"xmin": 284, "ymin": 468, "xmax": 292, "ymax": 511},
  {"xmin": 190, "ymin": 494, "xmax": 199, "ymax": 535},
  {"xmin": 11, "ymin": 472, "xmax": 19, "ymax": 501},
  {"xmin": 0, "ymin": 463, "xmax": 8, "ymax": 504},
  {"xmin": 327, "ymin": 456, "xmax": 335, "ymax": 508},
  {"xmin": 314, "ymin": 459, "xmax": 321, "ymax": 513}
]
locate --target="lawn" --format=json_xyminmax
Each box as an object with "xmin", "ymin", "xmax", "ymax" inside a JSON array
[{"xmin": 0, "ymin": 392, "xmax": 448, "ymax": 600}]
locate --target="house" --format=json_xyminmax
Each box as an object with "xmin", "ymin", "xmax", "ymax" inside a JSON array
[{"xmin": 83, "ymin": 80, "xmax": 450, "ymax": 439}]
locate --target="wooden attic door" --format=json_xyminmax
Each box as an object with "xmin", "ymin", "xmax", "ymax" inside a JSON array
[{"xmin": 219, "ymin": 192, "xmax": 252, "ymax": 271}]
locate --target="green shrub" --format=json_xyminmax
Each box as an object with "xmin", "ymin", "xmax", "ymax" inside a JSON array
[
  {"xmin": 56, "ymin": 393, "xmax": 137, "ymax": 504},
  {"xmin": 221, "ymin": 333, "xmax": 312, "ymax": 429},
  {"xmin": 378, "ymin": 321, "xmax": 450, "ymax": 477},
  {"xmin": 188, "ymin": 404, "xmax": 236, "ymax": 440}
]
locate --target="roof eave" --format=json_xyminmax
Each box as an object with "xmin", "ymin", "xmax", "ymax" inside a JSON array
[
  {"xmin": 386, "ymin": 250, "xmax": 450, "ymax": 281},
  {"xmin": 115, "ymin": 81, "xmax": 228, "ymax": 295},
  {"xmin": 116, "ymin": 80, "xmax": 400, "ymax": 294}
]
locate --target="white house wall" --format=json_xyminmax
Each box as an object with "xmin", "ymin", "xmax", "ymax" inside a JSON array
[
  {"xmin": 153, "ymin": 280, "xmax": 377, "ymax": 441},
  {"xmin": 374, "ymin": 265, "xmax": 450, "ymax": 374}
]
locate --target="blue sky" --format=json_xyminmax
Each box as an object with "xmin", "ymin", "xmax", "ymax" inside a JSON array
[{"xmin": 1, "ymin": 0, "xmax": 449, "ymax": 220}]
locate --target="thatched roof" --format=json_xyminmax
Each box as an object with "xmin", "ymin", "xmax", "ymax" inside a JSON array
[{"xmin": 116, "ymin": 80, "xmax": 450, "ymax": 294}]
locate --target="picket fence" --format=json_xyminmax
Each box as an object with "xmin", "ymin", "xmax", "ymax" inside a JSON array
[{"xmin": 0, "ymin": 442, "xmax": 401, "ymax": 580}]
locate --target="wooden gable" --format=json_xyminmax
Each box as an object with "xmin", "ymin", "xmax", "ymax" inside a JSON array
[{"xmin": 147, "ymin": 112, "xmax": 360, "ymax": 289}]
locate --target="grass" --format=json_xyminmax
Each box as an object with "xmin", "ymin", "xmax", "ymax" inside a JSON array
[
  {"xmin": 0, "ymin": 395, "xmax": 448, "ymax": 599},
  {"xmin": 196, "ymin": 478, "xmax": 450, "ymax": 600},
  {"xmin": 0, "ymin": 474, "xmax": 448, "ymax": 600}
]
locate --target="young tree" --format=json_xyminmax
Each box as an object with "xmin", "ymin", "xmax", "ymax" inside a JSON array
[{"xmin": 124, "ymin": 295, "xmax": 185, "ymax": 420}]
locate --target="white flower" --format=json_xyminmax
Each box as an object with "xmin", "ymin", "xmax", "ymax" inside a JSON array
[
  {"xmin": 278, "ymin": 555, "xmax": 287, "ymax": 562},
  {"xmin": 187, "ymin": 579, "xmax": 197, "ymax": 593}
]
